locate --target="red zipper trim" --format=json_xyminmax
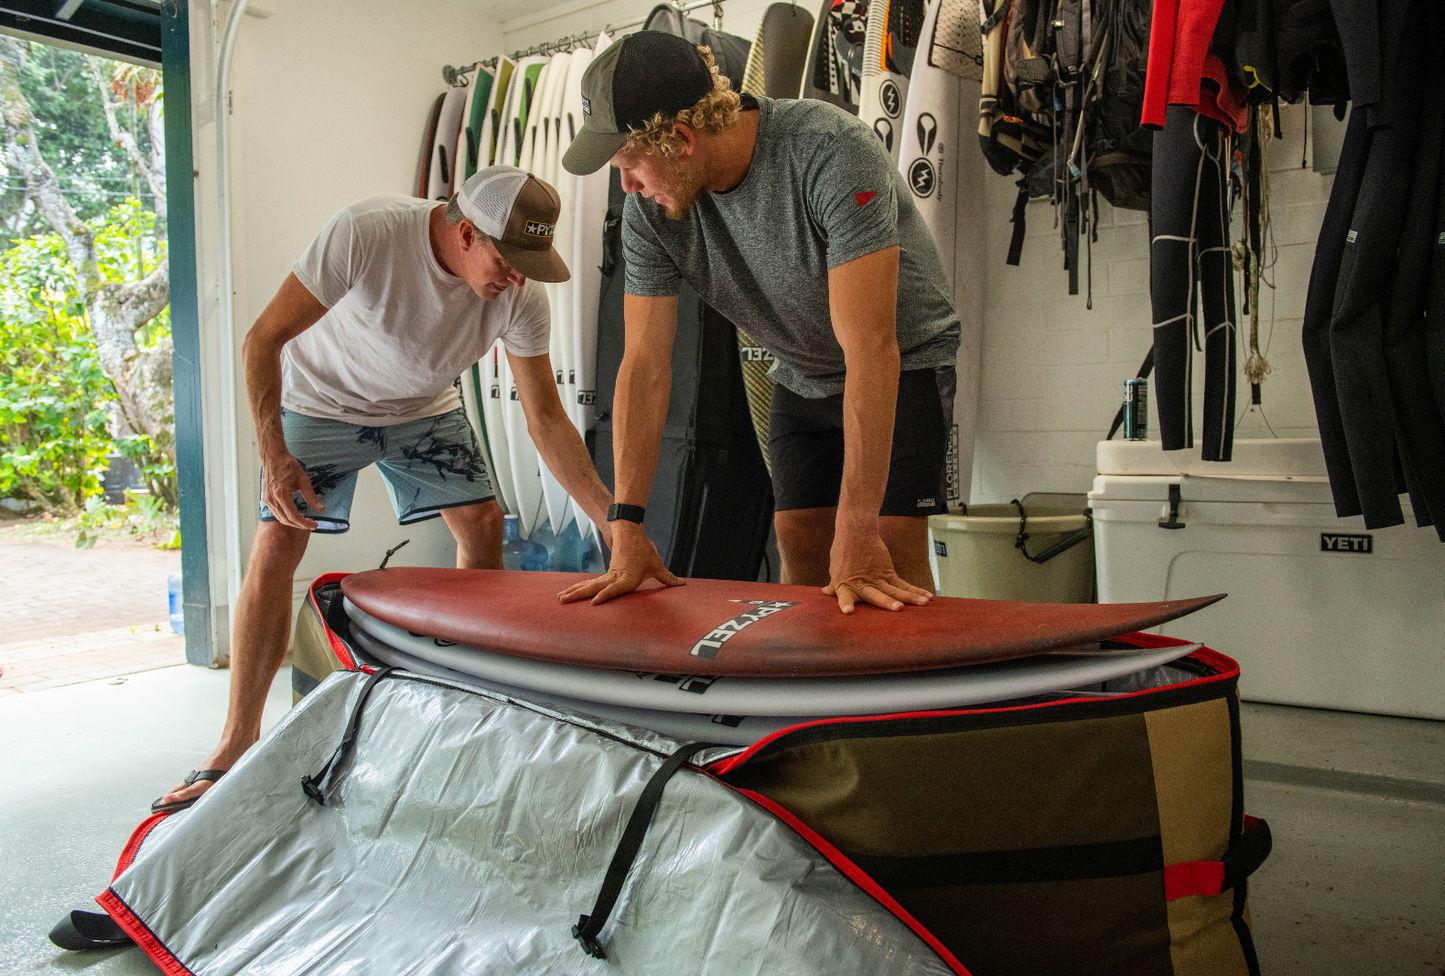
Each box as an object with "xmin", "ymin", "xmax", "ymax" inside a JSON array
[
  {"xmin": 111, "ymin": 812, "xmax": 169, "ymax": 880},
  {"xmin": 310, "ymin": 571, "xmax": 357, "ymax": 669},
  {"xmin": 95, "ymin": 889, "xmax": 194, "ymax": 976}
]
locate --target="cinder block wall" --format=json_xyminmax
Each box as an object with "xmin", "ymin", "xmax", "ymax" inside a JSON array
[{"xmin": 970, "ymin": 101, "xmax": 1335, "ymax": 502}]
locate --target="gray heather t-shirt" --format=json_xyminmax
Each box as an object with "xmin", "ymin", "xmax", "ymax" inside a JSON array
[{"xmin": 622, "ymin": 95, "xmax": 961, "ymax": 398}]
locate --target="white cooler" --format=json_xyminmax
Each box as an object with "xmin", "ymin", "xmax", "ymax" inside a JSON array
[{"xmin": 1089, "ymin": 438, "xmax": 1445, "ymax": 719}]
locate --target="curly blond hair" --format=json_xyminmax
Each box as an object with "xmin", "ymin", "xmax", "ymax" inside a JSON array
[{"xmin": 621, "ymin": 46, "xmax": 741, "ymax": 157}]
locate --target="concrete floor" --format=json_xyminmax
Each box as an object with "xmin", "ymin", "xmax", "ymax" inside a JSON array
[{"xmin": 1, "ymin": 669, "xmax": 1442, "ymax": 975}]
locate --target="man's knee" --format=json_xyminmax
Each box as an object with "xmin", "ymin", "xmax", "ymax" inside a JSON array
[
  {"xmin": 444, "ymin": 500, "xmax": 502, "ymax": 541},
  {"xmin": 247, "ymin": 521, "xmax": 312, "ymax": 577}
]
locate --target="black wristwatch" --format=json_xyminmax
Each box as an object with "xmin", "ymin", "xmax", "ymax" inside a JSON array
[{"xmin": 607, "ymin": 503, "xmax": 646, "ymax": 524}]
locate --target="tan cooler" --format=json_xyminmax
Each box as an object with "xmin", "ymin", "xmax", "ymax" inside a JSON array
[{"xmin": 928, "ymin": 503, "xmax": 1095, "ymax": 603}]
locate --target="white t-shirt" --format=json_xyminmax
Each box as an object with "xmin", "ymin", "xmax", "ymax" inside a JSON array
[{"xmin": 284, "ymin": 195, "xmax": 551, "ymax": 425}]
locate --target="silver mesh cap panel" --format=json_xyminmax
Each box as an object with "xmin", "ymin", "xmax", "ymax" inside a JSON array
[{"xmin": 459, "ymin": 165, "xmax": 528, "ymax": 239}]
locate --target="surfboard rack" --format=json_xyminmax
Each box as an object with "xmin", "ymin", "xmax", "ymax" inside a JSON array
[{"xmin": 451, "ymin": 0, "xmax": 728, "ymax": 79}]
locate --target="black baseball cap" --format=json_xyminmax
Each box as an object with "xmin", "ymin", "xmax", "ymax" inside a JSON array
[{"xmin": 562, "ymin": 31, "xmax": 716, "ymax": 175}]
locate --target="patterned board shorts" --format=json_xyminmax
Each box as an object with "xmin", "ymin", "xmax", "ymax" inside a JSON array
[{"xmin": 258, "ymin": 408, "xmax": 494, "ymax": 534}]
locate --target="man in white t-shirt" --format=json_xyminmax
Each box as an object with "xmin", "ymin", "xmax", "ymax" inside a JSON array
[{"xmin": 153, "ymin": 166, "xmax": 617, "ymax": 813}]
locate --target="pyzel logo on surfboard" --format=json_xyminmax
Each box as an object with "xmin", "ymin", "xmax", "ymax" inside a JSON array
[
  {"xmin": 880, "ymin": 80, "xmax": 902, "ymax": 118},
  {"xmin": 916, "ymin": 113, "xmax": 937, "ymax": 154},
  {"xmin": 689, "ymin": 599, "xmax": 800, "ymax": 659},
  {"xmin": 525, "ymin": 220, "xmax": 555, "ymax": 238},
  {"xmin": 873, "ymin": 118, "xmax": 894, "ymax": 151},
  {"xmin": 909, "ymin": 158, "xmax": 936, "ymax": 198}
]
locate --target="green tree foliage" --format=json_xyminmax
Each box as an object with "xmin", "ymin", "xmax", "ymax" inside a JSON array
[
  {"xmin": 0, "ymin": 198, "xmax": 168, "ymax": 511},
  {"xmin": 1, "ymin": 45, "xmax": 153, "ymax": 240}
]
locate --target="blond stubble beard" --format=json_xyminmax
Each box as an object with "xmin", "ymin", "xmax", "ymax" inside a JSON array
[{"xmin": 659, "ymin": 156, "xmax": 707, "ymax": 220}]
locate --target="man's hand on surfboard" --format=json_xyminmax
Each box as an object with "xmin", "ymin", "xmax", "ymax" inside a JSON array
[
  {"xmin": 823, "ymin": 529, "xmax": 931, "ymax": 614},
  {"xmin": 557, "ymin": 521, "xmax": 683, "ymax": 605}
]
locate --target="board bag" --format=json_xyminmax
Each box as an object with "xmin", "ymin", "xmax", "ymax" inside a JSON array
[{"xmin": 294, "ymin": 574, "xmax": 1270, "ymax": 976}]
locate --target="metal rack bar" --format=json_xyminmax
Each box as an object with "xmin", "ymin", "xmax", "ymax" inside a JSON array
[{"xmin": 442, "ymin": 0, "xmax": 724, "ymax": 84}]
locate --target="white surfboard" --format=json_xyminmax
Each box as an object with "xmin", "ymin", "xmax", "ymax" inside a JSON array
[
  {"xmin": 517, "ymin": 57, "xmax": 556, "ymax": 174},
  {"xmin": 501, "ymin": 347, "xmax": 545, "ymax": 537},
  {"xmin": 546, "ymin": 47, "xmax": 594, "ymax": 537},
  {"xmin": 429, "ymin": 86, "xmax": 468, "ymax": 201},
  {"xmin": 529, "ymin": 52, "xmax": 574, "ymax": 540},
  {"xmin": 570, "ymin": 32, "xmax": 612, "ymax": 445},
  {"xmin": 897, "ymin": 0, "xmax": 959, "ymax": 283},
  {"xmin": 899, "ymin": 0, "xmax": 981, "ymax": 506},
  {"xmin": 479, "ymin": 344, "xmax": 516, "ymax": 516},
  {"xmin": 860, "ymin": 0, "xmax": 913, "ymax": 164},
  {"xmin": 498, "ymin": 55, "xmax": 546, "ymax": 168},
  {"xmin": 346, "ymin": 599, "xmax": 1203, "ymax": 720},
  {"xmin": 478, "ymin": 57, "xmax": 514, "ymax": 170},
  {"xmin": 461, "ymin": 62, "xmax": 493, "ymax": 181}
]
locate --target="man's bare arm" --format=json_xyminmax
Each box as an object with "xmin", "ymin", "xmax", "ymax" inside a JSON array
[
  {"xmin": 241, "ymin": 272, "xmax": 330, "ymax": 530},
  {"xmin": 558, "ymin": 292, "xmax": 682, "ymax": 604},
  {"xmin": 825, "ymin": 245, "xmax": 932, "ymax": 613},
  {"xmin": 509, "ymin": 349, "xmax": 614, "ymax": 546}
]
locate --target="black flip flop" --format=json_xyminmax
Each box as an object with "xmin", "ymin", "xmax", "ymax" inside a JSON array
[
  {"xmin": 150, "ymin": 768, "xmax": 226, "ymax": 814},
  {"xmin": 49, "ymin": 909, "xmax": 135, "ymax": 951}
]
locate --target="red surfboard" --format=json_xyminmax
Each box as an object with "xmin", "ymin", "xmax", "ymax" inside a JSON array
[{"xmin": 341, "ymin": 569, "xmax": 1224, "ymax": 678}]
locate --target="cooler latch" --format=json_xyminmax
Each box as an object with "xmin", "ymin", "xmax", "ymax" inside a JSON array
[{"xmin": 1158, "ymin": 483, "xmax": 1186, "ymax": 530}]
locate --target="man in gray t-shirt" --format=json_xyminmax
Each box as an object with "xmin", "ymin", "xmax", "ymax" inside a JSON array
[{"xmin": 561, "ymin": 30, "xmax": 962, "ymax": 615}]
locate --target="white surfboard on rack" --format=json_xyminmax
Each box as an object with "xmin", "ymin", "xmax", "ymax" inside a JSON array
[
  {"xmin": 517, "ymin": 56, "xmax": 556, "ymax": 173},
  {"xmin": 428, "ymin": 86, "xmax": 468, "ymax": 201},
  {"xmin": 477, "ymin": 57, "xmax": 514, "ymax": 171},
  {"xmin": 498, "ymin": 55, "xmax": 545, "ymax": 168},
  {"xmin": 860, "ymin": 0, "xmax": 913, "ymax": 165},
  {"xmin": 479, "ymin": 344, "xmax": 517, "ymax": 516},
  {"xmin": 897, "ymin": 0, "xmax": 980, "ymax": 505},
  {"xmin": 548, "ymin": 46, "xmax": 594, "ymax": 538},
  {"xmin": 569, "ymin": 33, "xmax": 612, "ymax": 546},
  {"xmin": 459, "ymin": 361, "xmax": 500, "ymax": 511},
  {"xmin": 536, "ymin": 50, "xmax": 579, "ymax": 537},
  {"xmin": 897, "ymin": 0, "xmax": 958, "ymax": 284},
  {"xmin": 501, "ymin": 344, "xmax": 545, "ymax": 536}
]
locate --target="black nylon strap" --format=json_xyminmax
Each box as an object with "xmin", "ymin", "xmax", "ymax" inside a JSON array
[
  {"xmin": 1006, "ymin": 184, "xmax": 1029, "ymax": 266},
  {"xmin": 302, "ymin": 667, "xmax": 396, "ymax": 806},
  {"xmin": 572, "ymin": 741, "xmax": 713, "ymax": 959}
]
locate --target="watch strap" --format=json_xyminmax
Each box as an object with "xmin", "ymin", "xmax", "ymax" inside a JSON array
[{"xmin": 607, "ymin": 503, "xmax": 646, "ymax": 524}]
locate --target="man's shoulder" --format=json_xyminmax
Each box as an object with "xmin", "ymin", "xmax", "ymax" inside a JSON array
[{"xmin": 335, "ymin": 195, "xmax": 432, "ymax": 235}]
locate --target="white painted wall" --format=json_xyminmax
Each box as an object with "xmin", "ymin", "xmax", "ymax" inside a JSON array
[
  {"xmin": 189, "ymin": 0, "xmax": 505, "ymax": 661},
  {"xmin": 971, "ymin": 101, "xmax": 1332, "ymax": 502}
]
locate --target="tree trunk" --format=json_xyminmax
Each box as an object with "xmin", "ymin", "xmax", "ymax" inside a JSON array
[{"xmin": 0, "ymin": 36, "xmax": 176, "ymax": 509}]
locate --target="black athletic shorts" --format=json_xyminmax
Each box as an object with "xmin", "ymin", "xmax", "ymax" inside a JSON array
[{"xmin": 768, "ymin": 366, "xmax": 955, "ymax": 516}]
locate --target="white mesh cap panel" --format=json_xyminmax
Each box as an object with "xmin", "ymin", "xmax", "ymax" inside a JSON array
[{"xmin": 459, "ymin": 165, "xmax": 527, "ymax": 239}]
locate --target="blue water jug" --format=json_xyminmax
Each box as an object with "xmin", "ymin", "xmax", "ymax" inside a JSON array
[
  {"xmin": 501, "ymin": 515, "xmax": 547, "ymax": 571},
  {"xmin": 167, "ymin": 570, "xmax": 184, "ymax": 635}
]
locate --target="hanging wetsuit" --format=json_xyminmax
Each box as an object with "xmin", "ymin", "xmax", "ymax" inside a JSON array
[
  {"xmin": 1148, "ymin": 105, "xmax": 1238, "ymax": 457},
  {"xmin": 1380, "ymin": 9, "xmax": 1445, "ymax": 538},
  {"xmin": 1143, "ymin": 0, "xmax": 1248, "ymax": 459}
]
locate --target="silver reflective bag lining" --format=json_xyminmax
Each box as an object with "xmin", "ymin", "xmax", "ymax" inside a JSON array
[{"xmin": 104, "ymin": 669, "xmax": 960, "ymax": 976}]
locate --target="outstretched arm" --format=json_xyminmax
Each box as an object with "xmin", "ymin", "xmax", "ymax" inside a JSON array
[
  {"xmin": 558, "ymin": 292, "xmax": 683, "ymax": 604},
  {"xmin": 824, "ymin": 246, "xmax": 932, "ymax": 613},
  {"xmin": 242, "ymin": 272, "xmax": 330, "ymax": 530},
  {"xmin": 509, "ymin": 349, "xmax": 614, "ymax": 546}
]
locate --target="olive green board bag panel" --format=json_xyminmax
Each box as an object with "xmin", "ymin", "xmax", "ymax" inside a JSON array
[{"xmin": 713, "ymin": 642, "xmax": 1269, "ymax": 976}]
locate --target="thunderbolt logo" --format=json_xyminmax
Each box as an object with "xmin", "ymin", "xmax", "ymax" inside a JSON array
[
  {"xmin": 880, "ymin": 80, "xmax": 902, "ymax": 118},
  {"xmin": 908, "ymin": 158, "xmax": 936, "ymax": 198}
]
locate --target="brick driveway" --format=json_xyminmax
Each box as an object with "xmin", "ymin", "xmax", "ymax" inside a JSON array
[{"xmin": 0, "ymin": 539, "xmax": 186, "ymax": 696}]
